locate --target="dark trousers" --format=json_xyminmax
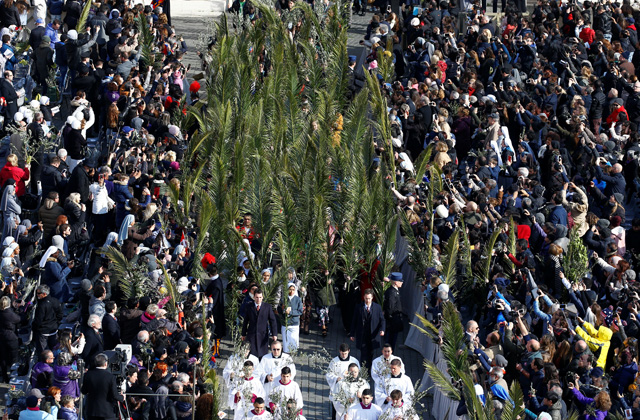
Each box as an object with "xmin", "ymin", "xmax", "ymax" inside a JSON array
[
  {"xmin": 387, "ymin": 329, "xmax": 399, "ymax": 351},
  {"xmin": 35, "ymin": 332, "xmax": 58, "ymax": 353},
  {"xmin": 0, "ymin": 338, "xmax": 19, "ymax": 382},
  {"xmin": 360, "ymin": 336, "xmax": 374, "ymax": 371}
]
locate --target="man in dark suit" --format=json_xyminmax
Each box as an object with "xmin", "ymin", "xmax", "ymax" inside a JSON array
[
  {"xmin": 349, "ymin": 288, "xmax": 385, "ymax": 370},
  {"xmin": 204, "ymin": 264, "xmax": 226, "ymax": 357},
  {"xmin": 81, "ymin": 353, "xmax": 124, "ymax": 420},
  {"xmin": 81, "ymin": 314, "xmax": 104, "ymax": 366},
  {"xmin": 29, "ymin": 19, "xmax": 47, "ymax": 51},
  {"xmin": 103, "ymin": 301, "xmax": 121, "ymax": 350},
  {"xmin": 241, "ymin": 288, "xmax": 278, "ymax": 358},
  {"xmin": 383, "ymin": 272, "xmax": 405, "ymax": 351},
  {"xmin": 0, "ymin": 70, "xmax": 19, "ymax": 127}
]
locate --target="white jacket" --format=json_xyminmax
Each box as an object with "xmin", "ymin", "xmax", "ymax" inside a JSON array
[{"xmin": 89, "ymin": 182, "xmax": 113, "ymax": 215}]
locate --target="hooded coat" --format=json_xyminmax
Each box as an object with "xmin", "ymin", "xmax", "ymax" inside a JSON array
[{"xmin": 575, "ymin": 322, "xmax": 613, "ymax": 369}]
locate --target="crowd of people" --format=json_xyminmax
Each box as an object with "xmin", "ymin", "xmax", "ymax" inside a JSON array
[{"xmin": 0, "ymin": 0, "xmax": 639, "ymax": 417}]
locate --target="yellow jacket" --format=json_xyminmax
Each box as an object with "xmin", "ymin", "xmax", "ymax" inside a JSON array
[{"xmin": 576, "ymin": 322, "xmax": 613, "ymax": 369}]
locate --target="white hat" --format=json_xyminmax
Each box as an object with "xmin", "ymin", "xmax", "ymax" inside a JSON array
[
  {"xmin": 71, "ymin": 119, "xmax": 81, "ymax": 130},
  {"xmin": 450, "ymin": 91, "xmax": 460, "ymax": 100},
  {"xmin": 13, "ymin": 112, "xmax": 23, "ymax": 122},
  {"xmin": 168, "ymin": 125, "xmax": 180, "ymax": 136},
  {"xmin": 29, "ymin": 100, "xmax": 40, "ymax": 109},
  {"xmin": 435, "ymin": 204, "xmax": 449, "ymax": 219},
  {"xmin": 410, "ymin": 17, "xmax": 420, "ymax": 26},
  {"xmin": 39, "ymin": 96, "xmax": 50, "ymax": 105},
  {"xmin": 177, "ymin": 277, "xmax": 189, "ymax": 293},
  {"xmin": 67, "ymin": 30, "xmax": 78, "ymax": 40}
]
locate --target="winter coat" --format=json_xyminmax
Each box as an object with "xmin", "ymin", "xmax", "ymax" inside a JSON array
[
  {"xmin": 57, "ymin": 407, "xmax": 78, "ymax": 420},
  {"xmin": 63, "ymin": 128, "xmax": 86, "ymax": 160},
  {"xmin": 31, "ymin": 44, "xmax": 54, "ymax": 83},
  {"xmin": 65, "ymin": 165, "xmax": 91, "ymax": 204},
  {"xmin": 0, "ymin": 3, "xmax": 20, "ymax": 28},
  {"xmin": 52, "ymin": 365, "xmax": 80, "ymax": 398},
  {"xmin": 571, "ymin": 388, "xmax": 608, "ymax": 420},
  {"xmin": 33, "ymin": 295, "xmax": 63, "ymax": 335},
  {"xmin": 112, "ymin": 181, "xmax": 132, "ymax": 227},
  {"xmin": 0, "ymin": 163, "xmax": 29, "ymax": 196},
  {"xmin": 576, "ymin": 322, "xmax": 612, "ymax": 369},
  {"xmin": 0, "ymin": 307, "xmax": 20, "ymax": 342},
  {"xmin": 39, "ymin": 199, "xmax": 64, "ymax": 238},
  {"xmin": 41, "ymin": 164, "xmax": 65, "ymax": 197},
  {"xmin": 89, "ymin": 183, "xmax": 112, "ymax": 215},
  {"xmin": 119, "ymin": 307, "xmax": 143, "ymax": 344}
]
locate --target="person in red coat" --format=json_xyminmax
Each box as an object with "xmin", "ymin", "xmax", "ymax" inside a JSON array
[{"xmin": 0, "ymin": 153, "xmax": 29, "ymax": 196}]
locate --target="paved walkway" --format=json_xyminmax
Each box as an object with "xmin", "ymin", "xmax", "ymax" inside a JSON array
[{"xmin": 215, "ymin": 307, "xmax": 427, "ymax": 418}]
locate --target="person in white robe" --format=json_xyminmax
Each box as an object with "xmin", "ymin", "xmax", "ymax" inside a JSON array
[
  {"xmin": 326, "ymin": 343, "xmax": 361, "ymax": 390},
  {"xmin": 228, "ymin": 361, "xmax": 266, "ymax": 420},
  {"xmin": 331, "ymin": 363, "xmax": 369, "ymax": 420},
  {"xmin": 267, "ymin": 367, "xmax": 303, "ymax": 415},
  {"xmin": 344, "ymin": 389, "xmax": 381, "ymax": 420}
]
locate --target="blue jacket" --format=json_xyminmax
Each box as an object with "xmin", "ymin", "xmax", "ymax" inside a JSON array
[
  {"xmin": 46, "ymin": 0, "xmax": 64, "ymax": 15},
  {"xmin": 549, "ymin": 205, "xmax": 568, "ymax": 227},
  {"xmin": 595, "ymin": 166, "xmax": 626, "ymax": 196},
  {"xmin": 19, "ymin": 410, "xmax": 53, "ymax": 420},
  {"xmin": 44, "ymin": 24, "xmax": 60, "ymax": 48}
]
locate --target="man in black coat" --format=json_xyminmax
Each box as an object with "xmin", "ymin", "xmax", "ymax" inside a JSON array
[
  {"xmin": 349, "ymin": 288, "xmax": 385, "ymax": 370},
  {"xmin": 241, "ymin": 288, "xmax": 278, "ymax": 358},
  {"xmin": 0, "ymin": 70, "xmax": 19, "ymax": 127},
  {"xmin": 33, "ymin": 285, "xmax": 63, "ymax": 353},
  {"xmin": 204, "ymin": 264, "xmax": 226, "ymax": 356},
  {"xmin": 81, "ymin": 353, "xmax": 124, "ymax": 420},
  {"xmin": 65, "ymin": 161, "xmax": 94, "ymax": 204},
  {"xmin": 383, "ymin": 272, "xmax": 405, "ymax": 351},
  {"xmin": 103, "ymin": 301, "xmax": 121, "ymax": 350},
  {"xmin": 29, "ymin": 19, "xmax": 46, "ymax": 52},
  {"xmin": 81, "ymin": 314, "xmax": 104, "ymax": 366}
]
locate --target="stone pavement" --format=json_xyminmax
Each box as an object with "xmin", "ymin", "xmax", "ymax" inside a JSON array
[{"xmin": 215, "ymin": 307, "xmax": 428, "ymax": 419}]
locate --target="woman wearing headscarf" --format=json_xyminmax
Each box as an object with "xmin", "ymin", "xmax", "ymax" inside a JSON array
[
  {"xmin": 40, "ymin": 246, "xmax": 73, "ymax": 302},
  {"xmin": 118, "ymin": 214, "xmax": 154, "ymax": 246},
  {"xmin": 16, "ymin": 219, "xmax": 42, "ymax": 263},
  {"xmin": 150, "ymin": 385, "xmax": 170, "ymax": 420},
  {"xmin": 1, "ymin": 183, "xmax": 21, "ymax": 243},
  {"xmin": 0, "ymin": 254, "xmax": 21, "ymax": 283},
  {"xmin": 279, "ymin": 282, "xmax": 303, "ymax": 353},
  {"xmin": 0, "ymin": 295, "xmax": 20, "ymax": 383},
  {"xmin": 172, "ymin": 244, "xmax": 191, "ymax": 277}
]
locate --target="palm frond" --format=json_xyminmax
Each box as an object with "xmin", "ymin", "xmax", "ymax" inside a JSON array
[
  {"xmin": 424, "ymin": 360, "xmax": 460, "ymax": 399},
  {"xmin": 501, "ymin": 381, "xmax": 524, "ymax": 420},
  {"xmin": 440, "ymin": 229, "xmax": 459, "ymax": 292},
  {"xmin": 75, "ymin": 0, "xmax": 93, "ymax": 33}
]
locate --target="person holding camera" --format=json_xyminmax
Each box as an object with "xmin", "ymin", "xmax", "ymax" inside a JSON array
[{"xmin": 81, "ymin": 353, "xmax": 125, "ymax": 420}]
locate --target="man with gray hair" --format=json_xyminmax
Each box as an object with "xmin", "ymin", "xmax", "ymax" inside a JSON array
[
  {"xmin": 81, "ymin": 314, "xmax": 104, "ymax": 366},
  {"xmin": 82, "ymin": 353, "xmax": 124, "ymax": 420},
  {"xmin": 33, "ymin": 284, "xmax": 63, "ymax": 353}
]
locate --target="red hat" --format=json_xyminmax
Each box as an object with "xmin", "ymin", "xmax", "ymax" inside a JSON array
[
  {"xmin": 201, "ymin": 252, "xmax": 216, "ymax": 269},
  {"xmin": 189, "ymin": 81, "xmax": 200, "ymax": 93},
  {"xmin": 164, "ymin": 96, "xmax": 173, "ymax": 109}
]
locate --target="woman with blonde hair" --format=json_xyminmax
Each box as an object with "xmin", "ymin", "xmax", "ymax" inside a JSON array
[
  {"xmin": 434, "ymin": 141, "xmax": 452, "ymax": 169},
  {"xmin": 0, "ymin": 153, "xmax": 29, "ymax": 196}
]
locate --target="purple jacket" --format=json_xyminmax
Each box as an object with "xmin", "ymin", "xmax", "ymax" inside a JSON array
[
  {"xmin": 30, "ymin": 362, "xmax": 53, "ymax": 389},
  {"xmin": 52, "ymin": 365, "xmax": 80, "ymax": 398},
  {"xmin": 58, "ymin": 407, "xmax": 78, "ymax": 420},
  {"xmin": 571, "ymin": 388, "xmax": 608, "ymax": 420}
]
